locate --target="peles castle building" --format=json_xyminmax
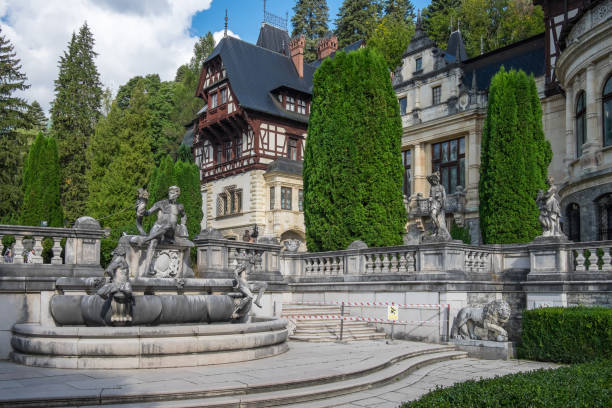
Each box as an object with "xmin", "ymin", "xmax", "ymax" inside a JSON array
[
  {"xmin": 396, "ymin": 1, "xmax": 612, "ymax": 244},
  {"xmin": 188, "ymin": 1, "xmax": 611, "ymax": 247}
]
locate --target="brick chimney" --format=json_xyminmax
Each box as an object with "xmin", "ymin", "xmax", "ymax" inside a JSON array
[
  {"xmin": 317, "ymin": 35, "xmax": 338, "ymax": 60},
  {"xmin": 289, "ymin": 35, "xmax": 305, "ymax": 78}
]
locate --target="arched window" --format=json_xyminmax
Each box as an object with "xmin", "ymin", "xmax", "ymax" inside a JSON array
[
  {"xmin": 596, "ymin": 193, "xmax": 612, "ymax": 241},
  {"xmin": 576, "ymin": 91, "xmax": 586, "ymax": 157},
  {"xmin": 604, "ymin": 75, "xmax": 612, "ymax": 147},
  {"xmin": 566, "ymin": 203, "xmax": 580, "ymax": 242}
]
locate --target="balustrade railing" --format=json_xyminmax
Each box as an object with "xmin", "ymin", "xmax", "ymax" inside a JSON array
[
  {"xmin": 0, "ymin": 224, "xmax": 103, "ymax": 265},
  {"xmin": 570, "ymin": 241, "xmax": 612, "ymax": 272}
]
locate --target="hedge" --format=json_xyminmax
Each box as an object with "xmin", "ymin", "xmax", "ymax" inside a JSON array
[
  {"xmin": 518, "ymin": 307, "xmax": 612, "ymax": 363},
  {"xmin": 402, "ymin": 359, "xmax": 612, "ymax": 408}
]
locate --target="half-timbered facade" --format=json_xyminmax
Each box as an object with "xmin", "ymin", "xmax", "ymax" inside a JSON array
[{"xmin": 191, "ymin": 23, "xmax": 324, "ymax": 248}]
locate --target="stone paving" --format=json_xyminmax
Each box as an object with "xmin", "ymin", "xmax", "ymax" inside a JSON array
[
  {"xmin": 285, "ymin": 357, "xmax": 560, "ymax": 408},
  {"xmin": 0, "ymin": 340, "xmax": 559, "ymax": 407}
]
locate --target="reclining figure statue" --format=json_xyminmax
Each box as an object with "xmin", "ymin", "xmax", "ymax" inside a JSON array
[{"xmin": 451, "ymin": 300, "xmax": 511, "ymax": 342}]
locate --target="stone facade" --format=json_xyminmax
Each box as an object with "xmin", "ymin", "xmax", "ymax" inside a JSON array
[{"xmin": 541, "ymin": 0, "xmax": 612, "ymax": 242}]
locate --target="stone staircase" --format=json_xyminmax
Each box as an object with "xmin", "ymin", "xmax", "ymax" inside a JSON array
[
  {"xmin": 8, "ymin": 343, "xmax": 467, "ymax": 407},
  {"xmin": 281, "ymin": 303, "xmax": 387, "ymax": 341}
]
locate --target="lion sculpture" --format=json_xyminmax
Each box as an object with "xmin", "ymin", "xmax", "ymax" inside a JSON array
[{"xmin": 451, "ymin": 300, "xmax": 511, "ymax": 342}]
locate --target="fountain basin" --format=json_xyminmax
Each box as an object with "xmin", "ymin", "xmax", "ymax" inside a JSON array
[{"xmin": 11, "ymin": 317, "xmax": 288, "ymax": 369}]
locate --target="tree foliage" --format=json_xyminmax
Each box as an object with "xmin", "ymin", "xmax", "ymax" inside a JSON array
[
  {"xmin": 0, "ymin": 27, "xmax": 30, "ymax": 223},
  {"xmin": 20, "ymin": 133, "xmax": 63, "ymax": 227},
  {"xmin": 50, "ymin": 23, "xmax": 103, "ymax": 223},
  {"xmin": 27, "ymin": 101, "xmax": 47, "ymax": 132},
  {"xmin": 367, "ymin": 13, "xmax": 415, "ymax": 70},
  {"xmin": 304, "ymin": 48, "xmax": 406, "ymax": 251},
  {"xmin": 335, "ymin": 0, "xmax": 380, "ymax": 48},
  {"xmin": 291, "ymin": 0, "xmax": 330, "ymax": 62},
  {"xmin": 381, "ymin": 0, "xmax": 415, "ymax": 22},
  {"xmin": 422, "ymin": 0, "xmax": 544, "ymax": 57},
  {"xmin": 479, "ymin": 68, "xmax": 551, "ymax": 244},
  {"xmin": 175, "ymin": 160, "xmax": 203, "ymax": 239},
  {"xmin": 86, "ymin": 80, "xmax": 154, "ymax": 231}
]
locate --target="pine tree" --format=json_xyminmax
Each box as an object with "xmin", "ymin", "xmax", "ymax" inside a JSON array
[
  {"xmin": 20, "ymin": 133, "xmax": 63, "ymax": 227},
  {"xmin": 381, "ymin": 0, "xmax": 415, "ymax": 22},
  {"xmin": 27, "ymin": 101, "xmax": 47, "ymax": 132},
  {"xmin": 291, "ymin": 0, "xmax": 330, "ymax": 62},
  {"xmin": 175, "ymin": 160, "xmax": 203, "ymax": 239},
  {"xmin": 368, "ymin": 13, "xmax": 415, "ymax": 70},
  {"xmin": 87, "ymin": 80, "xmax": 154, "ymax": 230},
  {"xmin": 479, "ymin": 68, "xmax": 552, "ymax": 244},
  {"xmin": 335, "ymin": 0, "xmax": 380, "ymax": 48},
  {"xmin": 304, "ymin": 48, "xmax": 406, "ymax": 251},
  {"xmin": 0, "ymin": 27, "xmax": 30, "ymax": 223},
  {"xmin": 50, "ymin": 23, "xmax": 103, "ymax": 223}
]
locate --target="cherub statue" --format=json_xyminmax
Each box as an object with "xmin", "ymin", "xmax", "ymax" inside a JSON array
[
  {"xmin": 232, "ymin": 251, "xmax": 266, "ymax": 315},
  {"xmin": 97, "ymin": 243, "xmax": 133, "ymax": 324},
  {"xmin": 536, "ymin": 176, "xmax": 564, "ymax": 238}
]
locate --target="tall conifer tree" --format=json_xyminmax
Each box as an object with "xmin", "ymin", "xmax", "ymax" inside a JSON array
[
  {"xmin": 175, "ymin": 160, "xmax": 203, "ymax": 239},
  {"xmin": 304, "ymin": 48, "xmax": 406, "ymax": 251},
  {"xmin": 479, "ymin": 68, "xmax": 551, "ymax": 244},
  {"xmin": 27, "ymin": 101, "xmax": 47, "ymax": 132},
  {"xmin": 0, "ymin": 27, "xmax": 30, "ymax": 223},
  {"xmin": 291, "ymin": 0, "xmax": 330, "ymax": 62},
  {"xmin": 20, "ymin": 133, "xmax": 63, "ymax": 227},
  {"xmin": 50, "ymin": 23, "xmax": 103, "ymax": 223},
  {"xmin": 335, "ymin": 0, "xmax": 380, "ymax": 47}
]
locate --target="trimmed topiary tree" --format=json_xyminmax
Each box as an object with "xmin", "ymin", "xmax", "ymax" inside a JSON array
[
  {"xmin": 174, "ymin": 160, "xmax": 203, "ymax": 239},
  {"xmin": 20, "ymin": 132, "xmax": 63, "ymax": 227},
  {"xmin": 479, "ymin": 67, "xmax": 552, "ymax": 244},
  {"xmin": 303, "ymin": 47, "xmax": 406, "ymax": 251}
]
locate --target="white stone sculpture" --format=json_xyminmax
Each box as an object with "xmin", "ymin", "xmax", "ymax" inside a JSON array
[
  {"xmin": 536, "ymin": 176, "xmax": 566, "ymax": 239},
  {"xmin": 451, "ymin": 300, "xmax": 511, "ymax": 342}
]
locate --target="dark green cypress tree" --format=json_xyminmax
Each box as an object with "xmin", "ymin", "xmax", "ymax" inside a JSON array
[
  {"xmin": 0, "ymin": 27, "xmax": 30, "ymax": 223},
  {"xmin": 20, "ymin": 133, "xmax": 63, "ymax": 227},
  {"xmin": 479, "ymin": 68, "xmax": 552, "ymax": 244},
  {"xmin": 145, "ymin": 155, "xmax": 176, "ymax": 231},
  {"xmin": 50, "ymin": 23, "xmax": 103, "ymax": 224},
  {"xmin": 175, "ymin": 160, "xmax": 203, "ymax": 239},
  {"xmin": 304, "ymin": 48, "xmax": 406, "ymax": 251},
  {"xmin": 177, "ymin": 144, "xmax": 193, "ymax": 163},
  {"xmin": 27, "ymin": 101, "xmax": 47, "ymax": 133},
  {"xmin": 335, "ymin": 0, "xmax": 380, "ymax": 47},
  {"xmin": 291, "ymin": 0, "xmax": 330, "ymax": 62}
]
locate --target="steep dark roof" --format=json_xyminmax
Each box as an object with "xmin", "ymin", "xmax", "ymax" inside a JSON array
[
  {"xmin": 265, "ymin": 157, "xmax": 303, "ymax": 175},
  {"xmin": 256, "ymin": 23, "xmax": 290, "ymax": 55},
  {"xmin": 205, "ymin": 36, "xmax": 315, "ymax": 124},
  {"xmin": 404, "ymin": 16, "xmax": 435, "ymax": 57},
  {"xmin": 446, "ymin": 30, "xmax": 468, "ymax": 62},
  {"xmin": 181, "ymin": 123, "xmax": 195, "ymax": 147},
  {"xmin": 462, "ymin": 33, "xmax": 545, "ymax": 91}
]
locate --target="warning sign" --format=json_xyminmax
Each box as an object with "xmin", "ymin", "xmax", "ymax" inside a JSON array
[{"xmin": 387, "ymin": 305, "xmax": 399, "ymax": 321}]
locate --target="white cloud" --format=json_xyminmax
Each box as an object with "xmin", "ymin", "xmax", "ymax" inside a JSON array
[
  {"xmin": 0, "ymin": 0, "xmax": 215, "ymax": 114},
  {"xmin": 212, "ymin": 29, "xmax": 240, "ymax": 45}
]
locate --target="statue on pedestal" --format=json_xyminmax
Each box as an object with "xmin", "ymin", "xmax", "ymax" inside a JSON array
[
  {"xmin": 451, "ymin": 300, "xmax": 511, "ymax": 342},
  {"xmin": 536, "ymin": 176, "xmax": 566, "ymax": 239},
  {"xmin": 134, "ymin": 185, "xmax": 192, "ymax": 276},
  {"xmin": 232, "ymin": 250, "xmax": 266, "ymax": 319},
  {"xmin": 424, "ymin": 171, "xmax": 451, "ymax": 241}
]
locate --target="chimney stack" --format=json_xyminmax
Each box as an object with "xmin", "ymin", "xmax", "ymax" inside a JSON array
[
  {"xmin": 317, "ymin": 34, "xmax": 338, "ymax": 60},
  {"xmin": 290, "ymin": 35, "xmax": 305, "ymax": 78}
]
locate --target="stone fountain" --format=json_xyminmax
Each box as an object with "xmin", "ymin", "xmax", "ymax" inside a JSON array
[{"xmin": 10, "ymin": 186, "xmax": 287, "ymax": 369}]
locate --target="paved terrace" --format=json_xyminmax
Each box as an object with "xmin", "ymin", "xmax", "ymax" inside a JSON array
[{"xmin": 0, "ymin": 340, "xmax": 558, "ymax": 407}]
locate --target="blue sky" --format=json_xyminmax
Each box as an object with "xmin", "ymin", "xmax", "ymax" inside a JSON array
[{"xmin": 190, "ymin": 0, "xmax": 433, "ymax": 43}]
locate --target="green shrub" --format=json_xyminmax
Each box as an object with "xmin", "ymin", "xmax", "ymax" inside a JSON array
[
  {"xmin": 450, "ymin": 222, "xmax": 471, "ymax": 244},
  {"xmin": 402, "ymin": 359, "xmax": 612, "ymax": 408},
  {"xmin": 518, "ymin": 307, "xmax": 612, "ymax": 363}
]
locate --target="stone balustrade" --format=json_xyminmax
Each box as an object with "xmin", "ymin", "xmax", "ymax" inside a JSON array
[
  {"xmin": 570, "ymin": 240, "xmax": 612, "ymax": 272},
  {"xmin": 0, "ymin": 221, "xmax": 104, "ymax": 266}
]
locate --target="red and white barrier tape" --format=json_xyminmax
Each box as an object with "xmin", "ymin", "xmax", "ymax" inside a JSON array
[
  {"xmin": 288, "ymin": 314, "xmax": 438, "ymax": 326},
  {"xmin": 287, "ymin": 301, "xmax": 449, "ymax": 309}
]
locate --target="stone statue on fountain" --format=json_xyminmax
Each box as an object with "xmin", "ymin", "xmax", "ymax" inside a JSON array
[
  {"xmin": 129, "ymin": 185, "xmax": 195, "ymax": 278},
  {"xmin": 96, "ymin": 243, "xmax": 133, "ymax": 324},
  {"xmin": 422, "ymin": 171, "xmax": 452, "ymax": 242},
  {"xmin": 535, "ymin": 176, "xmax": 567, "ymax": 242}
]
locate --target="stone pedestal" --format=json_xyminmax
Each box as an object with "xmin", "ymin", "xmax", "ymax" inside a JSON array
[
  {"xmin": 124, "ymin": 236, "xmax": 194, "ymax": 278},
  {"xmin": 451, "ymin": 339, "xmax": 516, "ymax": 360}
]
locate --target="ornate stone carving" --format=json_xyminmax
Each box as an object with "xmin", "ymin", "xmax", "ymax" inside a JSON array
[
  {"xmin": 152, "ymin": 249, "xmax": 181, "ymax": 277},
  {"xmin": 347, "ymin": 240, "xmax": 368, "ymax": 250},
  {"xmin": 451, "ymin": 300, "xmax": 511, "ymax": 342},
  {"xmin": 283, "ymin": 239, "xmax": 301, "ymax": 252}
]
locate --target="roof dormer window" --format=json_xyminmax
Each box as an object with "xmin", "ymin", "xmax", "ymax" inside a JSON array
[
  {"xmin": 297, "ymin": 99, "xmax": 306, "ymax": 114},
  {"xmin": 286, "ymin": 96, "xmax": 295, "ymax": 112}
]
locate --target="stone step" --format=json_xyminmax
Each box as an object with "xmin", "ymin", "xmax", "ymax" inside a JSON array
[
  {"xmin": 290, "ymin": 320, "xmax": 366, "ymax": 327},
  {"xmin": 80, "ymin": 348, "xmax": 467, "ymax": 408},
  {"xmin": 291, "ymin": 333, "xmax": 387, "ymax": 342},
  {"xmin": 293, "ymin": 325, "xmax": 382, "ymax": 334}
]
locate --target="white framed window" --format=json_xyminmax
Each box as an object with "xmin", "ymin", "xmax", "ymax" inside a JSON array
[
  {"xmin": 286, "ymin": 96, "xmax": 295, "ymax": 112},
  {"xmin": 297, "ymin": 99, "xmax": 306, "ymax": 114},
  {"xmin": 220, "ymin": 88, "xmax": 227, "ymax": 104},
  {"xmin": 210, "ymin": 92, "xmax": 218, "ymax": 108}
]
